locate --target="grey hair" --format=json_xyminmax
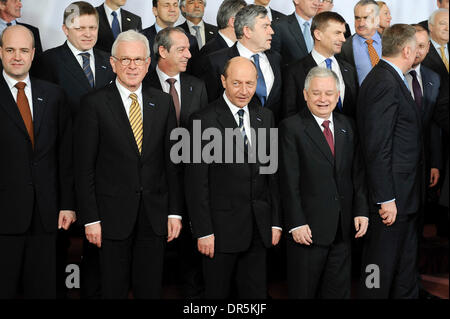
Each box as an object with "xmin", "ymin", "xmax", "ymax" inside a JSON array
[
  {"xmin": 217, "ymin": 0, "xmax": 247, "ymax": 30},
  {"xmin": 111, "ymin": 30, "xmax": 150, "ymax": 58},
  {"xmin": 153, "ymin": 27, "xmax": 187, "ymax": 61},
  {"xmin": 180, "ymin": 0, "xmax": 207, "ymax": 18},
  {"xmin": 304, "ymin": 66, "xmax": 340, "ymax": 92},
  {"xmin": 429, "ymin": 8, "xmax": 449, "ymax": 26},
  {"xmin": 234, "ymin": 4, "xmax": 268, "ymax": 40},
  {"xmin": 355, "ymin": 0, "xmax": 380, "ymax": 17}
]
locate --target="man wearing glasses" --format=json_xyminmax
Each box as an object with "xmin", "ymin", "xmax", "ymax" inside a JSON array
[{"xmin": 74, "ymin": 29, "xmax": 183, "ymax": 298}]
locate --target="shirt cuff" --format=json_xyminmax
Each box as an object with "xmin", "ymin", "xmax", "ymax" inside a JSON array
[
  {"xmin": 272, "ymin": 226, "xmax": 282, "ymax": 231},
  {"xmin": 168, "ymin": 215, "xmax": 182, "ymax": 220},
  {"xmin": 198, "ymin": 234, "xmax": 214, "ymax": 239},
  {"xmin": 377, "ymin": 198, "xmax": 395, "ymax": 205},
  {"xmin": 85, "ymin": 221, "xmax": 100, "ymax": 227},
  {"xmin": 289, "ymin": 226, "xmax": 302, "ymax": 233}
]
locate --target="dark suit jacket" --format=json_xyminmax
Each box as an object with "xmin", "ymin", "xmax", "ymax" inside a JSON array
[
  {"xmin": 272, "ymin": 13, "xmax": 309, "ymax": 66},
  {"xmin": 191, "ymin": 34, "xmax": 230, "ymax": 77},
  {"xmin": 358, "ymin": 60, "xmax": 424, "ymax": 215},
  {"xmin": 202, "ymin": 43, "xmax": 283, "ymax": 122},
  {"xmin": 95, "ymin": 4, "xmax": 142, "ymax": 53},
  {"xmin": 17, "ymin": 22, "xmax": 43, "ymax": 55},
  {"xmin": 141, "ymin": 24, "xmax": 200, "ymax": 73},
  {"xmin": 178, "ymin": 20, "xmax": 218, "ymax": 45},
  {"xmin": 339, "ymin": 34, "xmax": 356, "ymax": 69},
  {"xmin": 184, "ymin": 97, "xmax": 281, "ymax": 253},
  {"xmin": 144, "ymin": 70, "xmax": 208, "ymax": 128},
  {"xmin": 34, "ymin": 42, "xmax": 115, "ymax": 117},
  {"xmin": 0, "ymin": 76, "xmax": 74, "ymax": 234},
  {"xmin": 271, "ymin": 8, "xmax": 287, "ymax": 23},
  {"xmin": 282, "ymin": 53, "xmax": 358, "ymax": 119},
  {"xmin": 74, "ymin": 82, "xmax": 183, "ymax": 240},
  {"xmin": 422, "ymin": 43, "xmax": 449, "ymax": 88},
  {"xmin": 279, "ymin": 108, "xmax": 368, "ymax": 246}
]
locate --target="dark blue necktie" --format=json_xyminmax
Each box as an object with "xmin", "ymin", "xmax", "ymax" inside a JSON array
[
  {"xmin": 409, "ymin": 70, "xmax": 422, "ymax": 110},
  {"xmin": 111, "ymin": 11, "xmax": 120, "ymax": 39},
  {"xmin": 79, "ymin": 52, "xmax": 94, "ymax": 88},
  {"xmin": 325, "ymin": 58, "xmax": 343, "ymax": 112},
  {"xmin": 237, "ymin": 109, "xmax": 249, "ymax": 151},
  {"xmin": 252, "ymin": 54, "xmax": 267, "ymax": 106},
  {"xmin": 6, "ymin": 22, "xmax": 12, "ymax": 27}
]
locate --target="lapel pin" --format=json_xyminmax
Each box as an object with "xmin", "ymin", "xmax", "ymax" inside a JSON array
[
  {"xmin": 209, "ymin": 31, "xmax": 214, "ymax": 34},
  {"xmin": 101, "ymin": 65, "xmax": 107, "ymax": 69},
  {"xmin": 256, "ymin": 117, "xmax": 262, "ymax": 122},
  {"xmin": 428, "ymin": 82, "xmax": 433, "ymax": 86},
  {"xmin": 37, "ymin": 97, "xmax": 43, "ymax": 101},
  {"xmin": 148, "ymin": 102, "xmax": 155, "ymax": 107},
  {"xmin": 189, "ymin": 86, "xmax": 193, "ymax": 92},
  {"xmin": 126, "ymin": 18, "xmax": 131, "ymax": 22},
  {"xmin": 341, "ymin": 128, "xmax": 347, "ymax": 133}
]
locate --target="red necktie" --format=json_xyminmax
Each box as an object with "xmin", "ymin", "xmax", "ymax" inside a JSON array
[
  {"xmin": 322, "ymin": 120, "xmax": 334, "ymax": 156},
  {"xmin": 15, "ymin": 82, "xmax": 34, "ymax": 148},
  {"xmin": 166, "ymin": 78, "xmax": 180, "ymax": 126}
]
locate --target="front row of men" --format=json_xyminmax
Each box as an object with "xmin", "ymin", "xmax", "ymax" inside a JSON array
[{"xmin": 0, "ymin": 20, "xmax": 442, "ymax": 299}]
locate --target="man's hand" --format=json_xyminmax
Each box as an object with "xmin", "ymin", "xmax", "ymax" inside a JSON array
[
  {"xmin": 167, "ymin": 218, "xmax": 182, "ymax": 242},
  {"xmin": 379, "ymin": 201, "xmax": 397, "ymax": 226},
  {"xmin": 291, "ymin": 225, "xmax": 313, "ymax": 245},
  {"xmin": 354, "ymin": 216, "xmax": 369, "ymax": 238},
  {"xmin": 272, "ymin": 228, "xmax": 282, "ymax": 246},
  {"xmin": 58, "ymin": 210, "xmax": 76, "ymax": 230},
  {"xmin": 429, "ymin": 168, "xmax": 440, "ymax": 188},
  {"xmin": 198, "ymin": 235, "xmax": 215, "ymax": 258},
  {"xmin": 85, "ymin": 223, "xmax": 102, "ymax": 248}
]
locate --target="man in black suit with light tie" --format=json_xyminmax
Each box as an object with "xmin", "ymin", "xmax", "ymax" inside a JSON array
[
  {"xmin": 95, "ymin": 0, "xmax": 142, "ymax": 53},
  {"xmin": 75, "ymin": 30, "xmax": 183, "ymax": 299},
  {"xmin": 280, "ymin": 67, "xmax": 369, "ymax": 298},
  {"xmin": 202, "ymin": 5, "xmax": 283, "ymax": 122},
  {"xmin": 185, "ymin": 56, "xmax": 282, "ymax": 298},
  {"xmin": 282, "ymin": 11, "xmax": 358, "ymax": 119},
  {"xmin": 254, "ymin": 0, "xmax": 287, "ymax": 23},
  {"xmin": 0, "ymin": 25, "xmax": 76, "ymax": 298},
  {"xmin": 358, "ymin": 24, "xmax": 423, "ymax": 299},
  {"xmin": 179, "ymin": 0, "xmax": 217, "ymax": 50},
  {"xmin": 272, "ymin": 0, "xmax": 319, "ymax": 66}
]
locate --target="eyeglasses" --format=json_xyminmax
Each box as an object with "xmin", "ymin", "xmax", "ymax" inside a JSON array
[{"xmin": 112, "ymin": 56, "xmax": 148, "ymax": 66}]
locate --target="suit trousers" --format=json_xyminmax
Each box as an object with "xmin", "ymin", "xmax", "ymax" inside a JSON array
[
  {"xmin": 0, "ymin": 199, "xmax": 56, "ymax": 299},
  {"xmin": 286, "ymin": 217, "xmax": 351, "ymax": 299},
  {"xmin": 359, "ymin": 212, "xmax": 419, "ymax": 299},
  {"xmin": 203, "ymin": 219, "xmax": 267, "ymax": 299},
  {"xmin": 99, "ymin": 198, "xmax": 166, "ymax": 299}
]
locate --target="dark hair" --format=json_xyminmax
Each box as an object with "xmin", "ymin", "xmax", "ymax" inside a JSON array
[
  {"xmin": 216, "ymin": 0, "xmax": 247, "ymax": 30},
  {"xmin": 234, "ymin": 4, "xmax": 267, "ymax": 40},
  {"xmin": 311, "ymin": 11, "xmax": 346, "ymax": 41},
  {"xmin": 382, "ymin": 24, "xmax": 416, "ymax": 57},
  {"xmin": 154, "ymin": 26, "xmax": 187, "ymax": 61},
  {"xmin": 63, "ymin": 1, "xmax": 99, "ymax": 26},
  {"xmin": 411, "ymin": 23, "xmax": 429, "ymax": 36}
]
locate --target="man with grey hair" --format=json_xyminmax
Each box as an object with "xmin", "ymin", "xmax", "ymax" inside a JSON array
[
  {"xmin": 357, "ymin": 24, "xmax": 422, "ymax": 298},
  {"xmin": 202, "ymin": 4, "xmax": 283, "ymax": 122},
  {"xmin": 340, "ymin": 0, "xmax": 381, "ymax": 85},
  {"xmin": 279, "ymin": 66, "xmax": 369, "ymax": 298},
  {"xmin": 418, "ymin": 0, "xmax": 449, "ymax": 31},
  {"xmin": 75, "ymin": 29, "xmax": 183, "ymax": 298},
  {"xmin": 178, "ymin": 0, "xmax": 217, "ymax": 49}
]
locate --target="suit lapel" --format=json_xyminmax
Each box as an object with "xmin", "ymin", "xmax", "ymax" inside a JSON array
[
  {"xmin": 421, "ymin": 66, "xmax": 435, "ymax": 120},
  {"xmin": 98, "ymin": 4, "xmax": 113, "ymax": 39},
  {"xmin": 60, "ymin": 42, "xmax": 92, "ymax": 91},
  {"xmin": 333, "ymin": 115, "xmax": 346, "ymax": 172},
  {"xmin": 302, "ymin": 110, "xmax": 334, "ymax": 166},
  {"xmin": 30, "ymin": 80, "xmax": 48, "ymax": 139},
  {"xmin": 0, "ymin": 76, "xmax": 28, "ymax": 136},
  {"xmin": 94, "ymin": 50, "xmax": 112, "ymax": 88},
  {"xmin": 287, "ymin": 14, "xmax": 307, "ymax": 55},
  {"xmin": 121, "ymin": 11, "xmax": 133, "ymax": 31},
  {"xmin": 141, "ymin": 88, "xmax": 158, "ymax": 159},
  {"xmin": 180, "ymin": 73, "xmax": 193, "ymax": 127},
  {"xmin": 265, "ymin": 51, "xmax": 280, "ymax": 105}
]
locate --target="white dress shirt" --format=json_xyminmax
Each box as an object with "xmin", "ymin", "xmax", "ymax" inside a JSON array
[
  {"xmin": 223, "ymin": 92, "xmax": 252, "ymax": 145},
  {"xmin": 186, "ymin": 19, "xmax": 206, "ymax": 49},
  {"xmin": 218, "ymin": 31, "xmax": 235, "ymax": 48},
  {"xmin": 66, "ymin": 40, "xmax": 96, "ymax": 81},
  {"xmin": 156, "ymin": 66, "xmax": 182, "ymax": 107},
  {"xmin": 3, "ymin": 71, "xmax": 34, "ymax": 119},
  {"xmin": 236, "ymin": 41, "xmax": 274, "ymax": 97},
  {"xmin": 405, "ymin": 64, "xmax": 424, "ymax": 100},
  {"xmin": 103, "ymin": 2, "xmax": 122, "ymax": 31},
  {"xmin": 311, "ymin": 49, "xmax": 346, "ymax": 105}
]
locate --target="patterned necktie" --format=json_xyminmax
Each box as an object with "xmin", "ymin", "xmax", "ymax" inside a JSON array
[
  {"xmin": 15, "ymin": 82, "xmax": 34, "ymax": 148},
  {"xmin": 6, "ymin": 22, "xmax": 12, "ymax": 27},
  {"xmin": 303, "ymin": 21, "xmax": 313, "ymax": 53},
  {"xmin": 79, "ymin": 52, "xmax": 95, "ymax": 88},
  {"xmin": 129, "ymin": 93, "xmax": 143, "ymax": 154},
  {"xmin": 325, "ymin": 58, "xmax": 343, "ymax": 112},
  {"xmin": 322, "ymin": 120, "xmax": 334, "ymax": 157},
  {"xmin": 409, "ymin": 70, "xmax": 422, "ymax": 110},
  {"xmin": 237, "ymin": 109, "xmax": 249, "ymax": 151},
  {"xmin": 365, "ymin": 39, "xmax": 380, "ymax": 67},
  {"xmin": 166, "ymin": 78, "xmax": 181, "ymax": 126},
  {"xmin": 192, "ymin": 25, "xmax": 203, "ymax": 49},
  {"xmin": 439, "ymin": 46, "xmax": 449, "ymax": 73},
  {"xmin": 111, "ymin": 11, "xmax": 121, "ymax": 39},
  {"xmin": 252, "ymin": 54, "xmax": 267, "ymax": 106}
]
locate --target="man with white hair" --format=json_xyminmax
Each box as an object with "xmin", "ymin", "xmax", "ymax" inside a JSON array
[{"xmin": 75, "ymin": 30, "xmax": 183, "ymax": 298}]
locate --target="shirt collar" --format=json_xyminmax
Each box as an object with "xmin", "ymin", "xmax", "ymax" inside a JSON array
[
  {"xmin": 236, "ymin": 41, "xmax": 261, "ymax": 58},
  {"xmin": 355, "ymin": 31, "xmax": 381, "ymax": 45},
  {"xmin": 382, "ymin": 58, "xmax": 407, "ymax": 81},
  {"xmin": 310, "ymin": 110, "xmax": 333, "ymax": 128},
  {"xmin": 0, "ymin": 17, "xmax": 16, "ymax": 27},
  {"xmin": 186, "ymin": 19, "xmax": 204, "ymax": 29},
  {"xmin": 218, "ymin": 31, "xmax": 235, "ymax": 47},
  {"xmin": 407, "ymin": 64, "xmax": 422, "ymax": 77},
  {"xmin": 223, "ymin": 92, "xmax": 249, "ymax": 116},
  {"xmin": 3, "ymin": 70, "xmax": 31, "ymax": 91},
  {"xmin": 156, "ymin": 65, "xmax": 180, "ymax": 84},
  {"xmin": 155, "ymin": 23, "xmax": 164, "ymax": 33},
  {"xmin": 66, "ymin": 39, "xmax": 95, "ymax": 59},
  {"xmin": 104, "ymin": 3, "xmax": 121, "ymax": 18},
  {"xmin": 294, "ymin": 11, "xmax": 312, "ymax": 27},
  {"xmin": 430, "ymin": 38, "xmax": 447, "ymax": 51},
  {"xmin": 115, "ymin": 78, "xmax": 142, "ymax": 101},
  {"xmin": 311, "ymin": 48, "xmax": 336, "ymax": 65}
]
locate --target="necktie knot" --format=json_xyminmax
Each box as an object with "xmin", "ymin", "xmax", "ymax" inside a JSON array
[
  {"xmin": 192, "ymin": 25, "xmax": 200, "ymax": 31},
  {"xmin": 79, "ymin": 52, "xmax": 90, "ymax": 60},
  {"xmin": 365, "ymin": 39, "xmax": 374, "ymax": 45},
  {"xmin": 6, "ymin": 22, "xmax": 12, "ymax": 27},
  {"xmin": 322, "ymin": 120, "xmax": 331, "ymax": 129},
  {"xmin": 129, "ymin": 93, "xmax": 138, "ymax": 102},
  {"xmin": 15, "ymin": 82, "xmax": 26, "ymax": 90},
  {"xmin": 237, "ymin": 109, "xmax": 245, "ymax": 118},
  {"xmin": 252, "ymin": 54, "xmax": 260, "ymax": 63},
  {"xmin": 111, "ymin": 11, "xmax": 117, "ymax": 17},
  {"xmin": 409, "ymin": 70, "xmax": 417, "ymax": 78},
  {"xmin": 325, "ymin": 58, "xmax": 333, "ymax": 70},
  {"xmin": 166, "ymin": 78, "xmax": 177, "ymax": 86}
]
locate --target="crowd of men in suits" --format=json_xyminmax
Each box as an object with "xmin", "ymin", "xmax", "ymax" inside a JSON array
[{"xmin": 0, "ymin": 0, "xmax": 448, "ymax": 299}]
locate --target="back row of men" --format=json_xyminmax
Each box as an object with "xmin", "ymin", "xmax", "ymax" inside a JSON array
[{"xmin": 0, "ymin": 0, "xmax": 449, "ymax": 299}]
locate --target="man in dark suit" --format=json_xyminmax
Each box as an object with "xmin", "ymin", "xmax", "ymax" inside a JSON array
[
  {"xmin": 179, "ymin": 0, "xmax": 218, "ymax": 49},
  {"xmin": 282, "ymin": 11, "xmax": 358, "ymax": 119},
  {"xmin": 271, "ymin": 0, "xmax": 319, "ymax": 66},
  {"xmin": 418, "ymin": 0, "xmax": 448, "ymax": 31},
  {"xmin": 0, "ymin": 25, "xmax": 76, "ymax": 299},
  {"xmin": 358, "ymin": 24, "xmax": 423, "ymax": 299},
  {"xmin": 75, "ymin": 29, "xmax": 183, "ymax": 299},
  {"xmin": 185, "ymin": 56, "xmax": 282, "ymax": 299},
  {"xmin": 202, "ymin": 5, "xmax": 283, "ymax": 122},
  {"xmin": 279, "ymin": 67, "xmax": 368, "ymax": 298},
  {"xmin": 141, "ymin": 0, "xmax": 199, "ymax": 72},
  {"xmin": 316, "ymin": 0, "xmax": 352, "ymax": 38},
  {"xmin": 95, "ymin": 0, "xmax": 142, "ymax": 53},
  {"xmin": 0, "ymin": 0, "xmax": 43, "ymax": 54},
  {"xmin": 254, "ymin": 0, "xmax": 287, "ymax": 23}
]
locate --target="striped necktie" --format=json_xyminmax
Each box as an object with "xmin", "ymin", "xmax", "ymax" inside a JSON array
[
  {"xmin": 439, "ymin": 46, "xmax": 449, "ymax": 73},
  {"xmin": 237, "ymin": 109, "xmax": 249, "ymax": 151},
  {"xmin": 129, "ymin": 93, "xmax": 143, "ymax": 154},
  {"xmin": 79, "ymin": 52, "xmax": 95, "ymax": 88}
]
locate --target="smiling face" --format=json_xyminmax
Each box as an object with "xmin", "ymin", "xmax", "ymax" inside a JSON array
[
  {"xmin": 304, "ymin": 76, "xmax": 339, "ymax": 119},
  {"xmin": 221, "ymin": 57, "xmax": 257, "ymax": 108},
  {"xmin": 354, "ymin": 4, "xmax": 380, "ymax": 39},
  {"xmin": 314, "ymin": 20, "xmax": 346, "ymax": 56},
  {"xmin": 63, "ymin": 14, "xmax": 98, "ymax": 51},
  {"xmin": 110, "ymin": 40, "xmax": 150, "ymax": 92},
  {"xmin": 429, "ymin": 10, "xmax": 449, "ymax": 44},
  {"xmin": 159, "ymin": 31, "xmax": 191, "ymax": 75}
]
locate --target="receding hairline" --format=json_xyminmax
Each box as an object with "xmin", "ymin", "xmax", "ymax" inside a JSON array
[{"xmin": 0, "ymin": 25, "xmax": 35, "ymax": 49}]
